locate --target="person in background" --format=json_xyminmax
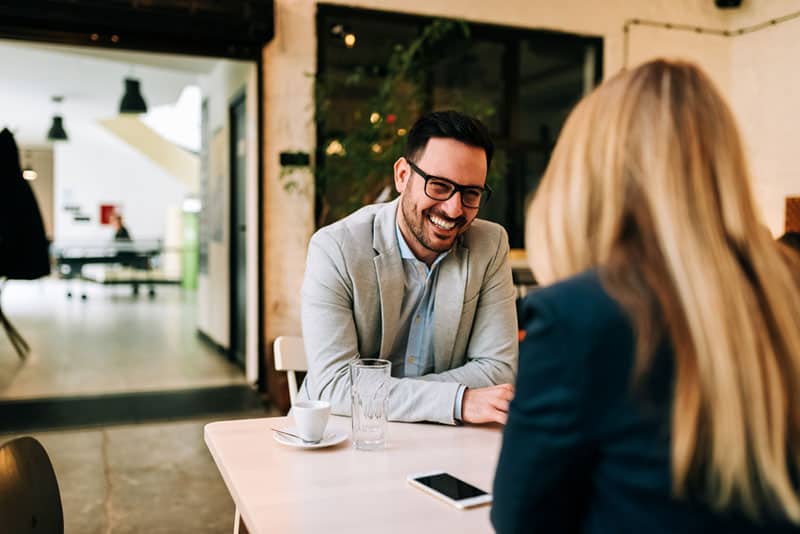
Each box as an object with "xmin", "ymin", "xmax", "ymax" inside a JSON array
[
  {"xmin": 492, "ymin": 59, "xmax": 800, "ymax": 533},
  {"xmin": 298, "ymin": 110, "xmax": 518, "ymax": 425},
  {"xmin": 110, "ymin": 213, "xmax": 131, "ymax": 241}
]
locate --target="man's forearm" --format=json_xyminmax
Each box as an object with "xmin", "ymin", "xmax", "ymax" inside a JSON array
[
  {"xmin": 308, "ymin": 369, "xmax": 464, "ymax": 425},
  {"xmin": 416, "ymin": 357, "xmax": 516, "ymax": 388},
  {"xmin": 387, "ymin": 377, "xmax": 463, "ymax": 425}
]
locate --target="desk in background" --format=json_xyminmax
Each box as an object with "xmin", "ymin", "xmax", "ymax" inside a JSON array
[{"xmin": 53, "ymin": 240, "xmax": 179, "ymax": 298}]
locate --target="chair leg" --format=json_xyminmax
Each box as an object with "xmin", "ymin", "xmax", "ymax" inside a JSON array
[
  {"xmin": 0, "ymin": 282, "xmax": 30, "ymax": 359},
  {"xmin": 233, "ymin": 506, "xmax": 251, "ymax": 534},
  {"xmin": 288, "ymin": 372, "xmax": 298, "ymax": 406}
]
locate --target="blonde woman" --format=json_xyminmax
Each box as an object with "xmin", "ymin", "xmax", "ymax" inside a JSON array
[{"xmin": 491, "ymin": 59, "xmax": 800, "ymax": 533}]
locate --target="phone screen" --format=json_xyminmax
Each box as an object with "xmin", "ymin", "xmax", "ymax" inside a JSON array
[{"xmin": 413, "ymin": 473, "xmax": 488, "ymax": 500}]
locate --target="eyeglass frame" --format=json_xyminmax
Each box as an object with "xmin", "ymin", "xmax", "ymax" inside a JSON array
[{"xmin": 404, "ymin": 158, "xmax": 492, "ymax": 209}]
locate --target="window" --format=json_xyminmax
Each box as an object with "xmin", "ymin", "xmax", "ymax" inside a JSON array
[{"xmin": 316, "ymin": 5, "xmax": 602, "ymax": 248}]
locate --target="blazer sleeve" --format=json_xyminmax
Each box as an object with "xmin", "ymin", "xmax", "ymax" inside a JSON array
[
  {"xmin": 300, "ymin": 231, "xmax": 360, "ymax": 417},
  {"xmin": 491, "ymin": 292, "xmax": 595, "ymax": 534}
]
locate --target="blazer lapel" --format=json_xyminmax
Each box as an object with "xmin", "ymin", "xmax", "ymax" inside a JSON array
[
  {"xmin": 433, "ymin": 245, "xmax": 468, "ymax": 372},
  {"xmin": 373, "ymin": 200, "xmax": 404, "ymax": 358}
]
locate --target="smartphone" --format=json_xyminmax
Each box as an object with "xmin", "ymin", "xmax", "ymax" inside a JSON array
[{"xmin": 407, "ymin": 471, "xmax": 492, "ymax": 509}]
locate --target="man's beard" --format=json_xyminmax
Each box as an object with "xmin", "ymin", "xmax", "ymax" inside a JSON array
[{"xmin": 400, "ymin": 196, "xmax": 466, "ymax": 254}]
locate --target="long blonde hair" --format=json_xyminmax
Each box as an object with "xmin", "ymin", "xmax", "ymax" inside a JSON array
[{"xmin": 527, "ymin": 59, "xmax": 800, "ymax": 521}]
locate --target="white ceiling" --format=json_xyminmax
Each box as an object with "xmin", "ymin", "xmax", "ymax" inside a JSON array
[{"xmin": 0, "ymin": 38, "xmax": 223, "ymax": 146}]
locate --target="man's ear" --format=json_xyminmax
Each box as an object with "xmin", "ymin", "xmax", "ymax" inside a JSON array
[{"xmin": 393, "ymin": 157, "xmax": 409, "ymax": 194}]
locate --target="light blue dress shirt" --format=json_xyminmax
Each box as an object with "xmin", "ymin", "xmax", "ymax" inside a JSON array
[{"xmin": 390, "ymin": 224, "xmax": 467, "ymax": 421}]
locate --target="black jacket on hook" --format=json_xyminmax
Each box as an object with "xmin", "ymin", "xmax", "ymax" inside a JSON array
[{"xmin": 0, "ymin": 128, "xmax": 50, "ymax": 280}]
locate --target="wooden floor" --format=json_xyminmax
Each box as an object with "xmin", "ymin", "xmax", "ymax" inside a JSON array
[{"xmin": 0, "ymin": 277, "xmax": 245, "ymax": 400}]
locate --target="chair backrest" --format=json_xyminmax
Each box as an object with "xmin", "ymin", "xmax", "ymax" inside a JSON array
[
  {"xmin": 0, "ymin": 436, "xmax": 64, "ymax": 534},
  {"xmin": 273, "ymin": 336, "xmax": 307, "ymax": 405}
]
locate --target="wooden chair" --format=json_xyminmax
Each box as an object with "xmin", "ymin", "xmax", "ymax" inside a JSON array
[
  {"xmin": 0, "ymin": 436, "xmax": 63, "ymax": 534},
  {"xmin": 232, "ymin": 335, "xmax": 308, "ymax": 534},
  {"xmin": 273, "ymin": 335, "xmax": 308, "ymax": 405}
]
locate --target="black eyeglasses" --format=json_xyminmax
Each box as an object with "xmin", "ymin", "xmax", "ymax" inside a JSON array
[{"xmin": 405, "ymin": 159, "xmax": 492, "ymax": 209}]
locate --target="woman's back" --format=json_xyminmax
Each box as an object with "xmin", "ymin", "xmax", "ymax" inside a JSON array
[{"xmin": 492, "ymin": 269, "xmax": 800, "ymax": 534}]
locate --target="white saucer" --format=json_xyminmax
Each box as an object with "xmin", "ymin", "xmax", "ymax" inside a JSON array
[{"xmin": 272, "ymin": 430, "xmax": 349, "ymax": 449}]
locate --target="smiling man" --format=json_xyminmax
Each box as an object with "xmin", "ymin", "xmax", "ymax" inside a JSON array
[{"xmin": 298, "ymin": 111, "xmax": 518, "ymax": 425}]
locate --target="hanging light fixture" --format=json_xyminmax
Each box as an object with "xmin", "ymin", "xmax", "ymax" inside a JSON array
[
  {"xmin": 119, "ymin": 77, "xmax": 148, "ymax": 114},
  {"xmin": 22, "ymin": 150, "xmax": 38, "ymax": 181},
  {"xmin": 47, "ymin": 96, "xmax": 69, "ymax": 142}
]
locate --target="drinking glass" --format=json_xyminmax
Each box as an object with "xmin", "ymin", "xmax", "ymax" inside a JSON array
[{"xmin": 350, "ymin": 358, "xmax": 391, "ymax": 450}]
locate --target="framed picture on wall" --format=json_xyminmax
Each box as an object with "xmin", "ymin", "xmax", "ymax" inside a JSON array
[{"xmin": 99, "ymin": 204, "xmax": 119, "ymax": 225}]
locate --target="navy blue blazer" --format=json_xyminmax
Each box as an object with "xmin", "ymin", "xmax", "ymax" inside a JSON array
[{"xmin": 491, "ymin": 270, "xmax": 799, "ymax": 534}]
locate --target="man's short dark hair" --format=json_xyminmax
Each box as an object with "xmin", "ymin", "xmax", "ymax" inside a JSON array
[{"xmin": 404, "ymin": 110, "xmax": 494, "ymax": 169}]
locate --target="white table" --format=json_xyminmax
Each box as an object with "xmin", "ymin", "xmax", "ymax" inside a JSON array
[{"xmin": 204, "ymin": 415, "xmax": 503, "ymax": 533}]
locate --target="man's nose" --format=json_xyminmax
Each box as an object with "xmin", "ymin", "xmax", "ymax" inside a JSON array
[{"xmin": 440, "ymin": 192, "xmax": 464, "ymax": 218}]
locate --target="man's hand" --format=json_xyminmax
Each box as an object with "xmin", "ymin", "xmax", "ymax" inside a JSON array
[{"xmin": 461, "ymin": 383, "xmax": 515, "ymax": 424}]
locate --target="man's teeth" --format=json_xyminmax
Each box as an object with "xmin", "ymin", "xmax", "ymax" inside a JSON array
[{"xmin": 429, "ymin": 214, "xmax": 456, "ymax": 230}]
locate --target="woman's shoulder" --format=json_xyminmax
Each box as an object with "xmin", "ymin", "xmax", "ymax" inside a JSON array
[
  {"xmin": 520, "ymin": 269, "xmax": 628, "ymax": 337},
  {"xmin": 516, "ymin": 269, "xmax": 642, "ymax": 427}
]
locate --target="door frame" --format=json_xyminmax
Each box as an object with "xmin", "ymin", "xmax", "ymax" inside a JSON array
[{"xmin": 228, "ymin": 90, "xmax": 247, "ymax": 368}]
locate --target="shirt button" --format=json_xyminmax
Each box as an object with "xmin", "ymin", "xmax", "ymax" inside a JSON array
[
  {"xmin": 408, "ymin": 356, "xmax": 415, "ymax": 364},
  {"xmin": 415, "ymin": 315, "xmax": 421, "ymax": 322}
]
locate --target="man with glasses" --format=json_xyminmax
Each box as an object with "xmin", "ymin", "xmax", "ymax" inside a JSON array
[{"xmin": 299, "ymin": 111, "xmax": 518, "ymax": 425}]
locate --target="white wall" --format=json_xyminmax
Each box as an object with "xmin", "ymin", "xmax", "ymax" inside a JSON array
[
  {"xmin": 53, "ymin": 116, "xmax": 189, "ymax": 242},
  {"xmin": 0, "ymin": 41, "xmax": 201, "ymax": 246},
  {"xmin": 20, "ymin": 147, "xmax": 54, "ymax": 240},
  {"xmin": 621, "ymin": 2, "xmax": 800, "ymax": 236},
  {"xmin": 729, "ymin": 11, "xmax": 800, "ymax": 235},
  {"xmin": 195, "ymin": 60, "xmax": 256, "ymax": 356}
]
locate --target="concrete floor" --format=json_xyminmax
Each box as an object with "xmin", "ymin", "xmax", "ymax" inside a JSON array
[
  {"xmin": 1, "ymin": 411, "xmax": 280, "ymax": 534},
  {"xmin": 0, "ymin": 277, "xmax": 278, "ymax": 532},
  {"xmin": 0, "ymin": 278, "xmax": 245, "ymax": 399}
]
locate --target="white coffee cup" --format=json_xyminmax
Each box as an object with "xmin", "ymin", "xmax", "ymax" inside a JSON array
[{"xmin": 292, "ymin": 400, "xmax": 331, "ymax": 442}]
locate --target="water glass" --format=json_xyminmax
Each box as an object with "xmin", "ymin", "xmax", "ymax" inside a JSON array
[{"xmin": 350, "ymin": 358, "xmax": 391, "ymax": 450}]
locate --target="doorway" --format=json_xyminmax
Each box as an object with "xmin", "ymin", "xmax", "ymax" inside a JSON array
[
  {"xmin": 0, "ymin": 0, "xmax": 271, "ymax": 428},
  {"xmin": 229, "ymin": 92, "xmax": 248, "ymax": 368}
]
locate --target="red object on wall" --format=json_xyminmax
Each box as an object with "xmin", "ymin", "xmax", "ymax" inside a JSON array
[{"xmin": 99, "ymin": 204, "xmax": 117, "ymax": 225}]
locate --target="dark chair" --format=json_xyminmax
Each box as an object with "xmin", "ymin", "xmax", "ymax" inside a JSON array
[{"xmin": 0, "ymin": 436, "xmax": 64, "ymax": 534}]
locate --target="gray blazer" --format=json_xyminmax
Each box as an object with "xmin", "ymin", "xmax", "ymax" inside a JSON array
[{"xmin": 298, "ymin": 199, "xmax": 518, "ymax": 424}]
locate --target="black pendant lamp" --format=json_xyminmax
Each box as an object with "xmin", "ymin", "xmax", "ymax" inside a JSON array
[
  {"xmin": 47, "ymin": 96, "xmax": 68, "ymax": 141},
  {"xmin": 119, "ymin": 77, "xmax": 148, "ymax": 114},
  {"xmin": 47, "ymin": 117, "xmax": 68, "ymax": 141}
]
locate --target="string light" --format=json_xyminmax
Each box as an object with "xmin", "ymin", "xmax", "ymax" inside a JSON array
[{"xmin": 623, "ymin": 10, "xmax": 800, "ymax": 67}]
